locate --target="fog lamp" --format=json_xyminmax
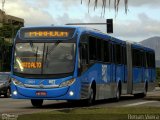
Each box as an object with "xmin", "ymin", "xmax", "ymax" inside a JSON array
[
  {"xmin": 13, "ymin": 91, "xmax": 17, "ymax": 96},
  {"xmin": 69, "ymin": 91, "xmax": 74, "ymax": 96}
]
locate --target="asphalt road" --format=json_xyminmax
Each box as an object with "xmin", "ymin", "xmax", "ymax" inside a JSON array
[{"xmin": 0, "ymin": 90, "xmax": 160, "ymax": 115}]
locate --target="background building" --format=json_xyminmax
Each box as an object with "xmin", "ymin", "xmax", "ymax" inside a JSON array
[
  {"xmin": 0, "ymin": 9, "xmax": 24, "ymax": 71},
  {"xmin": 0, "ymin": 9, "xmax": 24, "ymax": 26}
]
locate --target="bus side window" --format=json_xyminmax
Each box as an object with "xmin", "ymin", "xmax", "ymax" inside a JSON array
[
  {"xmin": 122, "ymin": 45, "xmax": 127, "ymax": 65},
  {"xmin": 116, "ymin": 44, "xmax": 122, "ymax": 64},
  {"xmin": 89, "ymin": 36, "xmax": 97, "ymax": 62},
  {"xmin": 80, "ymin": 43, "xmax": 89, "ymax": 65},
  {"xmin": 112, "ymin": 43, "xmax": 116, "ymax": 64},
  {"xmin": 103, "ymin": 40, "xmax": 110, "ymax": 63},
  {"xmin": 79, "ymin": 35, "xmax": 89, "ymax": 75},
  {"xmin": 142, "ymin": 51, "xmax": 146, "ymax": 67},
  {"xmin": 152, "ymin": 52, "xmax": 155, "ymax": 68}
]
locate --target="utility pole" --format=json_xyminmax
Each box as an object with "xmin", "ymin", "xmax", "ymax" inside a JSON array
[{"xmin": 66, "ymin": 19, "xmax": 113, "ymax": 33}]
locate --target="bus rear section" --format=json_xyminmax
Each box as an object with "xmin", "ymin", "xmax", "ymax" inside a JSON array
[{"xmin": 126, "ymin": 42, "xmax": 156, "ymax": 97}]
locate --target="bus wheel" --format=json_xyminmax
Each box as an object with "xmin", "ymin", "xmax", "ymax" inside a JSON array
[
  {"xmin": 31, "ymin": 99, "xmax": 43, "ymax": 107},
  {"xmin": 143, "ymin": 83, "xmax": 148, "ymax": 97},
  {"xmin": 134, "ymin": 93, "xmax": 146, "ymax": 98},
  {"xmin": 115, "ymin": 85, "xmax": 121, "ymax": 101},
  {"xmin": 141, "ymin": 84, "xmax": 148, "ymax": 97},
  {"xmin": 87, "ymin": 87, "xmax": 95, "ymax": 105},
  {"xmin": 67, "ymin": 100, "xmax": 78, "ymax": 104},
  {"xmin": 4, "ymin": 88, "xmax": 11, "ymax": 98},
  {"xmin": 134, "ymin": 84, "xmax": 147, "ymax": 98}
]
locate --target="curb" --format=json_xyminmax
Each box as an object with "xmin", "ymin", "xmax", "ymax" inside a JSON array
[
  {"xmin": 144, "ymin": 87, "xmax": 160, "ymax": 101},
  {"xmin": 155, "ymin": 87, "xmax": 160, "ymax": 91},
  {"xmin": 144, "ymin": 96, "xmax": 160, "ymax": 101}
]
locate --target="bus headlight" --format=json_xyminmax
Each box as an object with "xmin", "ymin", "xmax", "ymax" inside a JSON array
[
  {"xmin": 59, "ymin": 78, "xmax": 75, "ymax": 87},
  {"xmin": 12, "ymin": 78, "xmax": 24, "ymax": 87},
  {"xmin": 13, "ymin": 91, "xmax": 18, "ymax": 96},
  {"xmin": 69, "ymin": 91, "xmax": 74, "ymax": 96}
]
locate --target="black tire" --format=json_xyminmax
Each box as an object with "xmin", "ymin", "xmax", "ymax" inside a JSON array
[
  {"xmin": 134, "ymin": 93, "xmax": 145, "ymax": 98},
  {"xmin": 67, "ymin": 100, "xmax": 78, "ymax": 104},
  {"xmin": 4, "ymin": 88, "xmax": 11, "ymax": 98},
  {"xmin": 87, "ymin": 87, "xmax": 95, "ymax": 106},
  {"xmin": 115, "ymin": 85, "xmax": 121, "ymax": 101},
  {"xmin": 143, "ymin": 83, "xmax": 148, "ymax": 97},
  {"xmin": 67, "ymin": 100, "xmax": 83, "ymax": 106},
  {"xmin": 31, "ymin": 99, "xmax": 43, "ymax": 107}
]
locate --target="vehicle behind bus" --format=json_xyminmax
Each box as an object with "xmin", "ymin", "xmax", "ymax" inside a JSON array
[{"xmin": 0, "ymin": 72, "xmax": 11, "ymax": 98}]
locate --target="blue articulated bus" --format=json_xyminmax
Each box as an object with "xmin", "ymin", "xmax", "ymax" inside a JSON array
[{"xmin": 11, "ymin": 26, "xmax": 156, "ymax": 107}]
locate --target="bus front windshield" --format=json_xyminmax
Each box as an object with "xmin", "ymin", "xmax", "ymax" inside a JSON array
[{"xmin": 14, "ymin": 42, "xmax": 76, "ymax": 75}]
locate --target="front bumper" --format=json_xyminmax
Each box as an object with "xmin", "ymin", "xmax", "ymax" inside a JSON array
[{"xmin": 11, "ymin": 80, "xmax": 81, "ymax": 100}]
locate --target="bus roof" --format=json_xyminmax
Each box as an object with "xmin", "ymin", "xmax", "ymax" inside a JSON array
[{"xmin": 19, "ymin": 26, "xmax": 154, "ymax": 52}]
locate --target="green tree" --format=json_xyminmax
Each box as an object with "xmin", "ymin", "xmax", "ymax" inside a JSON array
[
  {"xmin": 0, "ymin": 37, "xmax": 12, "ymax": 71},
  {"xmin": 0, "ymin": 23, "xmax": 21, "ymax": 71},
  {"xmin": 0, "ymin": 23, "xmax": 21, "ymax": 39}
]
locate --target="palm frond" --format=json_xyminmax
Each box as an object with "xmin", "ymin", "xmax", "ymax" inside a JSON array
[
  {"xmin": 124, "ymin": 0, "xmax": 128, "ymax": 14},
  {"xmin": 116, "ymin": 0, "xmax": 120, "ymax": 13},
  {"xmin": 101, "ymin": 0, "xmax": 106, "ymax": 17},
  {"xmin": 94, "ymin": 0, "xmax": 98, "ymax": 11},
  {"xmin": 88, "ymin": 0, "xmax": 91, "ymax": 13},
  {"xmin": 109, "ymin": 0, "xmax": 111, "ymax": 11},
  {"xmin": 81, "ymin": 0, "xmax": 128, "ymax": 16}
]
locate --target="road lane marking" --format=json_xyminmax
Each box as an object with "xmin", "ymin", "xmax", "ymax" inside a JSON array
[{"xmin": 122, "ymin": 101, "xmax": 158, "ymax": 107}]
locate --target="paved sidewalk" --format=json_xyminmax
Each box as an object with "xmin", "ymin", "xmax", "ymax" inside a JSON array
[{"xmin": 145, "ymin": 87, "xmax": 160, "ymax": 100}]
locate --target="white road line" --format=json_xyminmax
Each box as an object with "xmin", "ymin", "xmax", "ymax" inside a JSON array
[{"xmin": 122, "ymin": 101, "xmax": 158, "ymax": 107}]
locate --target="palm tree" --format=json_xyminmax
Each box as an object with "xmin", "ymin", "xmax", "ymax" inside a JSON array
[{"xmin": 81, "ymin": 0, "xmax": 128, "ymax": 16}]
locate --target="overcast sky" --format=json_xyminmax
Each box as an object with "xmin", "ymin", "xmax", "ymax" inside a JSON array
[{"xmin": 1, "ymin": 0, "xmax": 160, "ymax": 42}]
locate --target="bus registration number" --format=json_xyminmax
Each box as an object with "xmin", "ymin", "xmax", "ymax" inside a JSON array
[{"xmin": 36, "ymin": 91, "xmax": 47, "ymax": 96}]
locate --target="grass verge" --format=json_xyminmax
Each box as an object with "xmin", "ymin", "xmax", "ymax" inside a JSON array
[{"xmin": 17, "ymin": 107, "xmax": 160, "ymax": 120}]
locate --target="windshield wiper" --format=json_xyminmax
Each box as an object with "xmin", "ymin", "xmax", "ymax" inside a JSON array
[
  {"xmin": 29, "ymin": 41, "xmax": 35, "ymax": 52},
  {"xmin": 41, "ymin": 43, "xmax": 46, "ymax": 74},
  {"xmin": 29, "ymin": 41, "xmax": 39, "ymax": 63},
  {"xmin": 44, "ymin": 46, "xmax": 49, "ymax": 67},
  {"xmin": 35, "ymin": 46, "xmax": 39, "ymax": 62}
]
